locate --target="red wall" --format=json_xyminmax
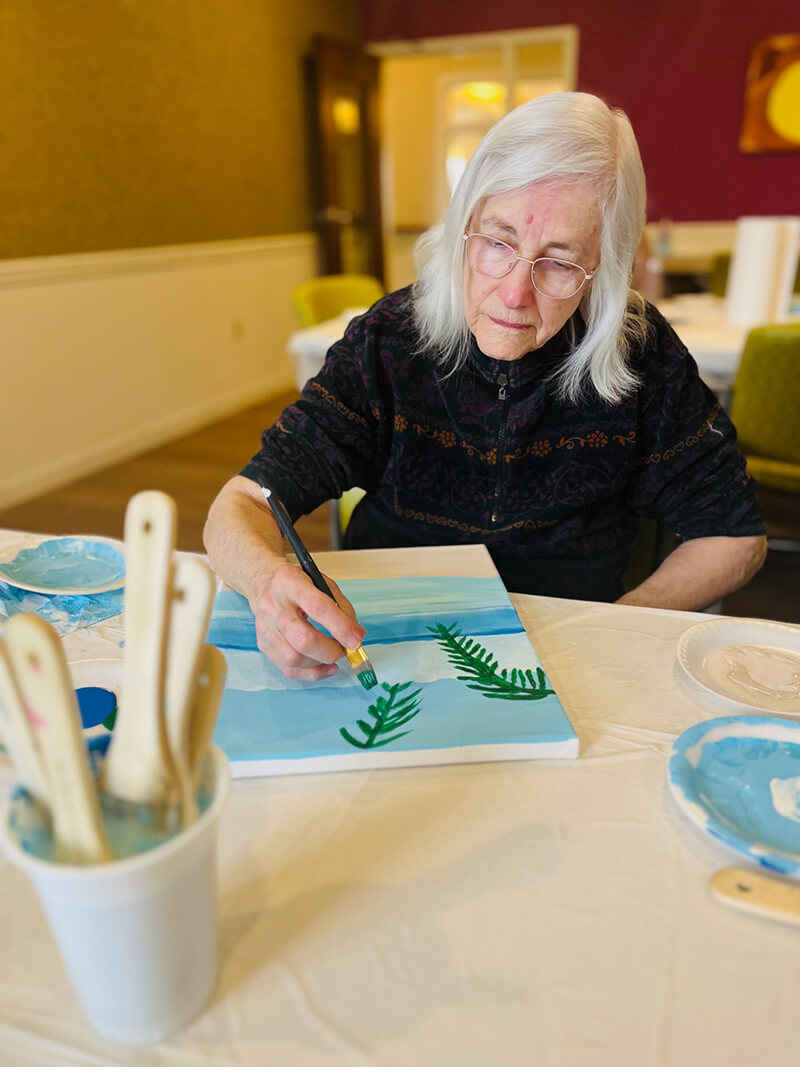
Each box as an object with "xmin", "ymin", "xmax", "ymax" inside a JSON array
[{"xmin": 361, "ymin": 1, "xmax": 800, "ymax": 221}]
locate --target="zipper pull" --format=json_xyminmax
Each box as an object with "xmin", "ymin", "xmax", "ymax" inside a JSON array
[{"xmin": 497, "ymin": 373, "xmax": 508, "ymax": 401}]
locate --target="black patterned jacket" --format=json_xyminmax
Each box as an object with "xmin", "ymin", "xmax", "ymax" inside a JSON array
[{"xmin": 241, "ymin": 287, "xmax": 764, "ymax": 600}]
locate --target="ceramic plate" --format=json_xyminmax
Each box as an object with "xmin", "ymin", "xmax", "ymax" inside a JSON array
[
  {"xmin": 668, "ymin": 715, "xmax": 800, "ymax": 877},
  {"xmin": 675, "ymin": 617, "xmax": 800, "ymax": 718},
  {"xmin": 0, "ymin": 536, "xmax": 126, "ymax": 595}
]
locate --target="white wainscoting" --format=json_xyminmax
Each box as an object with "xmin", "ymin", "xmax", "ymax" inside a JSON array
[{"xmin": 0, "ymin": 234, "xmax": 318, "ymax": 510}]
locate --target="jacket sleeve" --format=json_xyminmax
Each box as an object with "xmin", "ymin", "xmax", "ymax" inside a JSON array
[
  {"xmin": 239, "ymin": 309, "xmax": 388, "ymax": 522},
  {"xmin": 625, "ymin": 310, "xmax": 765, "ymax": 541}
]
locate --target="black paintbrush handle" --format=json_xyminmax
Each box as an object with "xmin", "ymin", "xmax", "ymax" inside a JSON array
[{"xmin": 264, "ymin": 489, "xmax": 335, "ymax": 602}]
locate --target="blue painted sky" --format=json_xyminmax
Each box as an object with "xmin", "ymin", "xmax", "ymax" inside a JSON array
[{"xmin": 209, "ymin": 576, "xmax": 522, "ymax": 650}]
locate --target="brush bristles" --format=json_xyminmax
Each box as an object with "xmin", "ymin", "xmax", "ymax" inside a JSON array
[{"xmin": 357, "ymin": 668, "xmax": 378, "ymax": 691}]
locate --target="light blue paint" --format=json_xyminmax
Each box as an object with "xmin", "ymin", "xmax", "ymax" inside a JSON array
[
  {"xmin": 221, "ymin": 630, "xmax": 542, "ymax": 692},
  {"xmin": 0, "ymin": 538, "xmax": 125, "ymax": 592},
  {"xmin": 669, "ymin": 715, "xmax": 800, "ymax": 876},
  {"xmin": 209, "ymin": 573, "xmax": 578, "ymax": 772},
  {"xmin": 9, "ymin": 758, "xmax": 214, "ymax": 863},
  {"xmin": 209, "ymin": 577, "xmax": 522, "ymax": 650},
  {"xmin": 0, "ymin": 582, "xmax": 124, "ymax": 636},
  {"xmin": 214, "ymin": 676, "xmax": 574, "ymax": 763}
]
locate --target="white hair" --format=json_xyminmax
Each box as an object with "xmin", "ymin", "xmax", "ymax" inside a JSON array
[{"xmin": 411, "ymin": 92, "xmax": 649, "ymax": 404}]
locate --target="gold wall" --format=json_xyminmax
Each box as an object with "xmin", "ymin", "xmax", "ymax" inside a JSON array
[{"xmin": 0, "ymin": 0, "xmax": 360, "ymax": 259}]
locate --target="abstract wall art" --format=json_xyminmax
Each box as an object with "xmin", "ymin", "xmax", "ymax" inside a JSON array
[{"xmin": 739, "ymin": 34, "xmax": 800, "ymax": 154}]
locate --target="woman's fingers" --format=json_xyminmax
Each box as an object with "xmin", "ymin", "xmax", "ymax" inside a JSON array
[
  {"xmin": 253, "ymin": 562, "xmax": 365, "ymax": 678},
  {"xmin": 324, "ymin": 577, "xmax": 359, "ymax": 623},
  {"xmin": 256, "ymin": 620, "xmax": 340, "ymax": 680}
]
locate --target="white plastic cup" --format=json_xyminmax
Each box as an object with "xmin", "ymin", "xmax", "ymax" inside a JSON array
[{"xmin": 0, "ymin": 745, "xmax": 230, "ymax": 1045}]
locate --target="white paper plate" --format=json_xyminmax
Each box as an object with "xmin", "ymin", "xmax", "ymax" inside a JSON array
[
  {"xmin": 0, "ymin": 536, "xmax": 126, "ymax": 595},
  {"xmin": 675, "ymin": 617, "xmax": 800, "ymax": 718},
  {"xmin": 668, "ymin": 715, "xmax": 800, "ymax": 877}
]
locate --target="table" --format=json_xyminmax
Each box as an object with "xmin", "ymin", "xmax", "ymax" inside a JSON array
[
  {"xmin": 287, "ymin": 298, "xmax": 752, "ymax": 398},
  {"xmin": 286, "ymin": 312, "xmax": 363, "ymax": 392},
  {"xmin": 656, "ymin": 293, "xmax": 750, "ymax": 394},
  {"xmin": 1, "ymin": 531, "xmax": 799, "ymax": 1066}
]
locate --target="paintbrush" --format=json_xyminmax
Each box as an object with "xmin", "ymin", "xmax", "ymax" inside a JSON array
[
  {"xmin": 260, "ymin": 485, "xmax": 378, "ymax": 692},
  {"xmin": 163, "ymin": 556, "xmax": 217, "ymax": 826},
  {"xmin": 6, "ymin": 614, "xmax": 112, "ymax": 864},
  {"xmin": 0, "ymin": 637, "xmax": 50, "ymax": 807},
  {"xmin": 102, "ymin": 491, "xmax": 179, "ymax": 815}
]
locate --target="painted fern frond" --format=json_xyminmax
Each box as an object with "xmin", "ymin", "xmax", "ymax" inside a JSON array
[
  {"xmin": 340, "ymin": 681, "xmax": 423, "ymax": 749},
  {"xmin": 427, "ymin": 622, "xmax": 554, "ymax": 701}
]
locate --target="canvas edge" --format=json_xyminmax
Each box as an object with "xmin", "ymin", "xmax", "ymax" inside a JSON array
[{"xmin": 227, "ymin": 736, "xmax": 580, "ymax": 778}]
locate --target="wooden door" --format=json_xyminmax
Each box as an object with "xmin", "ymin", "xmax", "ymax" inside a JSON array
[{"xmin": 310, "ymin": 37, "xmax": 384, "ymax": 282}]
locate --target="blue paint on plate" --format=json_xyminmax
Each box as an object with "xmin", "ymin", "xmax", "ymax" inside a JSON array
[
  {"xmin": 669, "ymin": 715, "xmax": 800, "ymax": 876},
  {"xmin": 0, "ymin": 538, "xmax": 125, "ymax": 593}
]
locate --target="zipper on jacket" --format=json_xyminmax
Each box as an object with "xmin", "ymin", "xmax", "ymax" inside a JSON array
[{"xmin": 491, "ymin": 373, "xmax": 509, "ymax": 524}]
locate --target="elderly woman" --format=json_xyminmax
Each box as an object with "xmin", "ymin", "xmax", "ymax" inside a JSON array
[{"xmin": 204, "ymin": 92, "xmax": 766, "ymax": 680}]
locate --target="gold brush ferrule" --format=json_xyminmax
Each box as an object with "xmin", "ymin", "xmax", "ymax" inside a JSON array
[
  {"xmin": 344, "ymin": 645, "xmax": 378, "ymax": 690},
  {"xmin": 344, "ymin": 645, "xmax": 370, "ymax": 670}
]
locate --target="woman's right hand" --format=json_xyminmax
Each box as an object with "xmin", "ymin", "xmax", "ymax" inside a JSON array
[{"xmin": 249, "ymin": 561, "xmax": 366, "ymax": 681}]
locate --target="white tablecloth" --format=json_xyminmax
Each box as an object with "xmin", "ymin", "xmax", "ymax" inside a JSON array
[{"xmin": 1, "ymin": 533, "xmax": 799, "ymax": 1066}]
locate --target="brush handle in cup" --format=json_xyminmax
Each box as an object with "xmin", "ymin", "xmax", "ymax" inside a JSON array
[
  {"xmin": 164, "ymin": 556, "xmax": 216, "ymax": 825},
  {"xmin": 103, "ymin": 491, "xmax": 178, "ymax": 807},
  {"xmin": 0, "ymin": 637, "xmax": 50, "ymax": 805},
  {"xmin": 5, "ymin": 614, "xmax": 111, "ymax": 864}
]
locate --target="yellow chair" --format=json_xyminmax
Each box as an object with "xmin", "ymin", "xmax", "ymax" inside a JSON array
[
  {"xmin": 291, "ymin": 273, "xmax": 384, "ymax": 328},
  {"xmin": 729, "ymin": 324, "xmax": 800, "ymax": 494},
  {"xmin": 291, "ymin": 274, "xmax": 383, "ymax": 548}
]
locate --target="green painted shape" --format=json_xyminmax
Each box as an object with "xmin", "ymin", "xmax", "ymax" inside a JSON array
[
  {"xmin": 339, "ymin": 681, "xmax": 423, "ymax": 749},
  {"xmin": 427, "ymin": 622, "xmax": 554, "ymax": 701}
]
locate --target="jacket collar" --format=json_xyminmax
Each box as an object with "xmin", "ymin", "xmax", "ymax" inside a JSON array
[{"xmin": 466, "ymin": 312, "xmax": 584, "ymax": 388}]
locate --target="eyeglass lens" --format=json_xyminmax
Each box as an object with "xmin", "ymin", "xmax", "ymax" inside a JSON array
[{"xmin": 466, "ymin": 234, "xmax": 587, "ymax": 299}]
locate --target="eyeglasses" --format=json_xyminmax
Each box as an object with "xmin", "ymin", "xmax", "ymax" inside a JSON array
[{"xmin": 463, "ymin": 232, "xmax": 596, "ymax": 300}]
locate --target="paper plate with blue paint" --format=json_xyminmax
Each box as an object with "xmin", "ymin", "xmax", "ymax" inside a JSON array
[
  {"xmin": 0, "ymin": 536, "xmax": 126, "ymax": 595},
  {"xmin": 668, "ymin": 715, "xmax": 800, "ymax": 877}
]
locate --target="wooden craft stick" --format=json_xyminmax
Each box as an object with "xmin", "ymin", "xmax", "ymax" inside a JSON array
[{"xmin": 711, "ymin": 867, "xmax": 800, "ymax": 927}]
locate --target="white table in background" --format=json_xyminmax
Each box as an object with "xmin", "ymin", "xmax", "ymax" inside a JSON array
[
  {"xmin": 286, "ymin": 311, "xmax": 364, "ymax": 391},
  {"xmin": 657, "ymin": 293, "xmax": 749, "ymax": 392},
  {"xmin": 659, "ymin": 292, "xmax": 800, "ymax": 397},
  {"xmin": 0, "ymin": 533, "xmax": 798, "ymax": 1066},
  {"xmin": 287, "ymin": 298, "xmax": 754, "ymax": 397}
]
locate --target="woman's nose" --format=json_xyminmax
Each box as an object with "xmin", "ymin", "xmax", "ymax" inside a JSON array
[{"xmin": 497, "ymin": 259, "xmax": 536, "ymax": 307}]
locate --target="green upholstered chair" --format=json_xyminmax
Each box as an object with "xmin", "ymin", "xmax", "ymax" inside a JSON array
[
  {"xmin": 729, "ymin": 324, "xmax": 800, "ymax": 494},
  {"xmin": 291, "ymin": 273, "xmax": 384, "ymax": 328}
]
